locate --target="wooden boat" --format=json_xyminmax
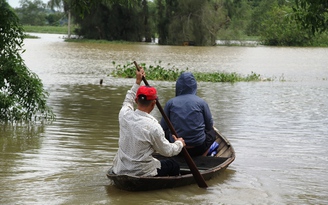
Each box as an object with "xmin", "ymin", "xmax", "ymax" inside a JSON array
[{"xmin": 106, "ymin": 127, "xmax": 235, "ymax": 191}]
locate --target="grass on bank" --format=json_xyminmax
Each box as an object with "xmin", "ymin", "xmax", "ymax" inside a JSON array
[
  {"xmin": 111, "ymin": 61, "xmax": 272, "ymax": 83},
  {"xmin": 64, "ymin": 38, "xmax": 138, "ymax": 44},
  {"xmin": 23, "ymin": 25, "xmax": 78, "ymax": 34}
]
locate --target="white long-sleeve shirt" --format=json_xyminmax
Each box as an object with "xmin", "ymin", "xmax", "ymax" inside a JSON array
[{"xmin": 112, "ymin": 83, "xmax": 183, "ymax": 176}]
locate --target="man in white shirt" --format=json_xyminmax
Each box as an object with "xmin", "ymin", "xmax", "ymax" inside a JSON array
[{"xmin": 112, "ymin": 67, "xmax": 185, "ymax": 176}]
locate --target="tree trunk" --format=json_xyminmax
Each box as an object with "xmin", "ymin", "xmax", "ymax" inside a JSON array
[{"xmin": 68, "ymin": 10, "xmax": 71, "ymax": 39}]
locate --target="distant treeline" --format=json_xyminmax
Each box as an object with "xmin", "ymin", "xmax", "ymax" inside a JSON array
[{"xmin": 14, "ymin": 0, "xmax": 328, "ymax": 46}]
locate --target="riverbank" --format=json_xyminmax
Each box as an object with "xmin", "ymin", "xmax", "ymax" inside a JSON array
[
  {"xmin": 23, "ymin": 25, "xmax": 260, "ymax": 46},
  {"xmin": 23, "ymin": 25, "xmax": 328, "ymax": 47}
]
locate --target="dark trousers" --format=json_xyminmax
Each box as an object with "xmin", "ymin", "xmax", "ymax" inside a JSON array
[
  {"xmin": 156, "ymin": 158, "xmax": 180, "ymax": 176},
  {"xmin": 186, "ymin": 128, "xmax": 217, "ymax": 157}
]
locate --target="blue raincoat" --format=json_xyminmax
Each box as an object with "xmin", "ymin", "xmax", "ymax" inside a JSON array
[{"xmin": 160, "ymin": 72, "xmax": 213, "ymax": 146}]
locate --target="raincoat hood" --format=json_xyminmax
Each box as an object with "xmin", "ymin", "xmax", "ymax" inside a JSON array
[{"xmin": 175, "ymin": 72, "xmax": 197, "ymax": 96}]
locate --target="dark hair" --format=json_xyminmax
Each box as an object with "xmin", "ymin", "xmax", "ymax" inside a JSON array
[{"xmin": 137, "ymin": 95, "xmax": 154, "ymax": 106}]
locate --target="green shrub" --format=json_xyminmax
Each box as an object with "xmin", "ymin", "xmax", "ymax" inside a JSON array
[{"xmin": 1, "ymin": 1, "xmax": 54, "ymax": 122}]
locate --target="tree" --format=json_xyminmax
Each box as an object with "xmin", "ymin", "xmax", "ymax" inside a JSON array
[
  {"xmin": 246, "ymin": 0, "xmax": 277, "ymax": 36},
  {"xmin": 47, "ymin": 0, "xmax": 101, "ymax": 38},
  {"xmin": 260, "ymin": 3, "xmax": 312, "ymax": 46},
  {"xmin": 141, "ymin": 0, "xmax": 151, "ymax": 42},
  {"xmin": 47, "ymin": 0, "xmax": 142, "ymax": 39},
  {"xmin": 47, "ymin": 0, "xmax": 72, "ymax": 38},
  {"xmin": 15, "ymin": 0, "xmax": 47, "ymax": 26},
  {"xmin": 156, "ymin": 0, "xmax": 172, "ymax": 45},
  {"xmin": 293, "ymin": 0, "xmax": 328, "ymax": 34},
  {"xmin": 220, "ymin": 0, "xmax": 251, "ymax": 39},
  {"xmin": 72, "ymin": 1, "xmax": 149, "ymax": 41},
  {"xmin": 156, "ymin": 0, "xmax": 228, "ymax": 46},
  {"xmin": 0, "ymin": 0, "xmax": 54, "ymax": 121}
]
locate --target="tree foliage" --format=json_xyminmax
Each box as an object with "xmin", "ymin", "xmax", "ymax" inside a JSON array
[
  {"xmin": 0, "ymin": 0, "xmax": 54, "ymax": 122},
  {"xmin": 72, "ymin": 1, "xmax": 146, "ymax": 41},
  {"xmin": 14, "ymin": 0, "xmax": 65, "ymax": 26},
  {"xmin": 293, "ymin": 0, "xmax": 328, "ymax": 34},
  {"xmin": 260, "ymin": 3, "xmax": 312, "ymax": 46},
  {"xmin": 15, "ymin": 0, "xmax": 48, "ymax": 26},
  {"xmin": 219, "ymin": 0, "xmax": 251, "ymax": 39},
  {"xmin": 244, "ymin": 0, "xmax": 326, "ymax": 46},
  {"xmin": 156, "ymin": 0, "xmax": 229, "ymax": 46},
  {"xmin": 11, "ymin": 0, "xmax": 328, "ymax": 46},
  {"xmin": 246, "ymin": 0, "xmax": 276, "ymax": 36}
]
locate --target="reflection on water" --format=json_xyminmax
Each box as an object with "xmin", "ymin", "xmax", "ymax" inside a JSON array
[
  {"xmin": 1, "ymin": 33, "xmax": 328, "ymax": 205},
  {"xmin": 104, "ymin": 170, "xmax": 236, "ymax": 205}
]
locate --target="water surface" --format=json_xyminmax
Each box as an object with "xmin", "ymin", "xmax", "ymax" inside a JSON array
[{"xmin": 1, "ymin": 33, "xmax": 327, "ymax": 205}]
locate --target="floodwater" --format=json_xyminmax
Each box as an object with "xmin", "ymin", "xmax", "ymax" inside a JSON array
[{"xmin": 1, "ymin": 33, "xmax": 328, "ymax": 205}]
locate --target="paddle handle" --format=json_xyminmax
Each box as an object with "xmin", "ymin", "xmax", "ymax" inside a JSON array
[{"xmin": 133, "ymin": 61, "xmax": 208, "ymax": 188}]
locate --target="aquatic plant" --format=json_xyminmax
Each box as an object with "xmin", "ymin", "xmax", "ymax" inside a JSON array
[
  {"xmin": 110, "ymin": 61, "xmax": 271, "ymax": 83},
  {"xmin": 111, "ymin": 61, "xmax": 183, "ymax": 81}
]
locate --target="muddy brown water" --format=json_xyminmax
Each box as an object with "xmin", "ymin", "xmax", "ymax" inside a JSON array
[{"xmin": 1, "ymin": 33, "xmax": 327, "ymax": 205}]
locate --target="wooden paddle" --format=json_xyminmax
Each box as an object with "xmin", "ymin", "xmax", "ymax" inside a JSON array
[{"xmin": 133, "ymin": 61, "xmax": 208, "ymax": 188}]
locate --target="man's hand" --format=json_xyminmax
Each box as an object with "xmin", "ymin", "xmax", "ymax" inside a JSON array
[
  {"xmin": 136, "ymin": 67, "xmax": 145, "ymax": 85},
  {"xmin": 172, "ymin": 135, "xmax": 186, "ymax": 147}
]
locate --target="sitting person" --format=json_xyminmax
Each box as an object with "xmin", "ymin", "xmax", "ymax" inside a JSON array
[
  {"xmin": 112, "ymin": 68, "xmax": 185, "ymax": 176},
  {"xmin": 160, "ymin": 72, "xmax": 216, "ymax": 157}
]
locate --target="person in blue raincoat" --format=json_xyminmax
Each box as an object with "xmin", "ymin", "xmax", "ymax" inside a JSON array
[{"xmin": 160, "ymin": 72, "xmax": 217, "ymax": 156}]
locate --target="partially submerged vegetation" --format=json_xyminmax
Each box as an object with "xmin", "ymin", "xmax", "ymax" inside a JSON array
[{"xmin": 110, "ymin": 61, "xmax": 272, "ymax": 83}]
